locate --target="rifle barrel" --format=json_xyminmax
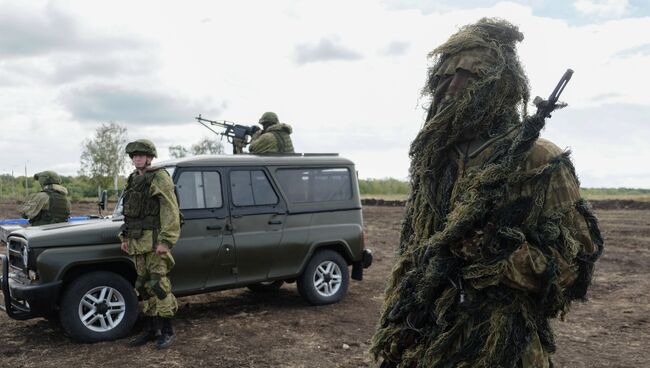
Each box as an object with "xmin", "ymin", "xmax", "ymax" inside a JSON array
[{"xmin": 548, "ymin": 69, "xmax": 573, "ymax": 104}]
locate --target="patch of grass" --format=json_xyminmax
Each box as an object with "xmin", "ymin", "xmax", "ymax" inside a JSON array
[
  {"xmin": 580, "ymin": 188, "xmax": 650, "ymax": 202},
  {"xmin": 361, "ymin": 194, "xmax": 408, "ymax": 201}
]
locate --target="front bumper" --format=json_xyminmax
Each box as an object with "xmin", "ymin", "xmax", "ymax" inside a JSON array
[
  {"xmin": 351, "ymin": 249, "xmax": 373, "ymax": 281},
  {"xmin": 1, "ymin": 254, "xmax": 62, "ymax": 320}
]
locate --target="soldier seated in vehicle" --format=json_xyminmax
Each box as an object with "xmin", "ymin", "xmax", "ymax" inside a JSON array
[
  {"xmin": 18, "ymin": 171, "xmax": 71, "ymax": 226},
  {"xmin": 248, "ymin": 112, "xmax": 295, "ymax": 154}
]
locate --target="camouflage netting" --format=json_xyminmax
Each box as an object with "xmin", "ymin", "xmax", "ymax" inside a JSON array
[{"xmin": 370, "ymin": 18, "xmax": 603, "ymax": 367}]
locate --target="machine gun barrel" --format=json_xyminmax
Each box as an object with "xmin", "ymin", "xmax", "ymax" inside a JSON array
[{"xmin": 195, "ymin": 114, "xmax": 260, "ymax": 154}]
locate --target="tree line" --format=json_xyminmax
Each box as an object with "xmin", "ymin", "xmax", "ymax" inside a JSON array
[{"xmin": 2, "ymin": 123, "xmax": 645, "ymax": 202}]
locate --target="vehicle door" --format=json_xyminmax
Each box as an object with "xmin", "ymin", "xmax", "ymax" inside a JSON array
[
  {"xmin": 169, "ymin": 168, "xmax": 235, "ymax": 293},
  {"xmin": 228, "ymin": 168, "xmax": 287, "ymax": 284}
]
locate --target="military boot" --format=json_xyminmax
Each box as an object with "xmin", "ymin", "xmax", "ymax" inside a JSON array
[
  {"xmin": 128, "ymin": 316, "xmax": 161, "ymax": 347},
  {"xmin": 156, "ymin": 317, "xmax": 176, "ymax": 349}
]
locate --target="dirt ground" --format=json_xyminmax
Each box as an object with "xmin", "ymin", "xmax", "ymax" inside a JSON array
[{"xmin": 1, "ymin": 201, "xmax": 649, "ymax": 368}]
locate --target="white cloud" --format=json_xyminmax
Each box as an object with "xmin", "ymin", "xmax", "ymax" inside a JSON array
[
  {"xmin": 0, "ymin": 0, "xmax": 648, "ymax": 188},
  {"xmin": 574, "ymin": 0, "xmax": 629, "ymax": 18}
]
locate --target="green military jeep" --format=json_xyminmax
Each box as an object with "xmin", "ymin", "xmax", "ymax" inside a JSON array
[{"xmin": 1, "ymin": 154, "xmax": 372, "ymax": 342}]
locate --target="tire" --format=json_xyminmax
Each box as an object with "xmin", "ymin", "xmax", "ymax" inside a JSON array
[
  {"xmin": 297, "ymin": 250, "xmax": 349, "ymax": 305},
  {"xmin": 59, "ymin": 271, "xmax": 138, "ymax": 343},
  {"xmin": 247, "ymin": 280, "xmax": 284, "ymax": 293}
]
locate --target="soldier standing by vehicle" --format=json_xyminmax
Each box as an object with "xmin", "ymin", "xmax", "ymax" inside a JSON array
[
  {"xmin": 119, "ymin": 139, "xmax": 181, "ymax": 349},
  {"xmin": 19, "ymin": 171, "xmax": 71, "ymax": 225},
  {"xmin": 371, "ymin": 18, "xmax": 603, "ymax": 367},
  {"xmin": 248, "ymin": 111, "xmax": 295, "ymax": 154}
]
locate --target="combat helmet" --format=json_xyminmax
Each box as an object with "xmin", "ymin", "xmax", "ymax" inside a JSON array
[
  {"xmin": 34, "ymin": 171, "xmax": 62, "ymax": 186},
  {"xmin": 259, "ymin": 112, "xmax": 279, "ymax": 126},
  {"xmin": 125, "ymin": 139, "xmax": 157, "ymax": 158}
]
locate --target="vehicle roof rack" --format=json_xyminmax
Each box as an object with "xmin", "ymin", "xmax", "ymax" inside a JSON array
[{"xmin": 248, "ymin": 152, "xmax": 339, "ymax": 157}]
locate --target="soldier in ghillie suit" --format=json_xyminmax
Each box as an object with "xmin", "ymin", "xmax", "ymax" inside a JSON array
[
  {"xmin": 19, "ymin": 171, "xmax": 71, "ymax": 225},
  {"xmin": 370, "ymin": 18, "xmax": 603, "ymax": 367},
  {"xmin": 248, "ymin": 111, "xmax": 295, "ymax": 154},
  {"xmin": 119, "ymin": 139, "xmax": 181, "ymax": 349}
]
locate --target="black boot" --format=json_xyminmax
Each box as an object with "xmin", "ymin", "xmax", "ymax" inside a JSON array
[
  {"xmin": 156, "ymin": 317, "xmax": 176, "ymax": 349},
  {"xmin": 128, "ymin": 316, "xmax": 161, "ymax": 347}
]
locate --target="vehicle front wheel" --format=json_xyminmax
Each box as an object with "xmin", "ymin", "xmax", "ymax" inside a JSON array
[
  {"xmin": 59, "ymin": 271, "xmax": 138, "ymax": 343},
  {"xmin": 297, "ymin": 250, "xmax": 349, "ymax": 305}
]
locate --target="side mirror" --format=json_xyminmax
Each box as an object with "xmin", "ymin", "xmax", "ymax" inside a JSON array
[{"xmin": 98, "ymin": 190, "xmax": 108, "ymax": 211}]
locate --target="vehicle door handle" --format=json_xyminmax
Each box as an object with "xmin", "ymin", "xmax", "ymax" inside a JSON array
[
  {"xmin": 225, "ymin": 223, "xmax": 233, "ymax": 231},
  {"xmin": 206, "ymin": 225, "xmax": 222, "ymax": 230},
  {"xmin": 268, "ymin": 220, "xmax": 283, "ymax": 225}
]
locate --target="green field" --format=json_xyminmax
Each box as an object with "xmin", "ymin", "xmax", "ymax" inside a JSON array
[
  {"xmin": 579, "ymin": 188, "xmax": 650, "ymax": 202},
  {"xmin": 359, "ymin": 179, "xmax": 650, "ymax": 202}
]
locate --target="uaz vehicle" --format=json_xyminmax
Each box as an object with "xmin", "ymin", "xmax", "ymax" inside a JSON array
[{"xmin": 1, "ymin": 154, "xmax": 372, "ymax": 342}]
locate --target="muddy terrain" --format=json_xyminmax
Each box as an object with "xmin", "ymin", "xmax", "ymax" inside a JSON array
[{"xmin": 1, "ymin": 201, "xmax": 648, "ymax": 367}]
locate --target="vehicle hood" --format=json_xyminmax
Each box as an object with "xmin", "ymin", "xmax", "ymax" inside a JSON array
[{"xmin": 8, "ymin": 219, "xmax": 123, "ymax": 248}]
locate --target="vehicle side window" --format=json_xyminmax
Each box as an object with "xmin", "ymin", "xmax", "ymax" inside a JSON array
[
  {"xmin": 275, "ymin": 168, "xmax": 352, "ymax": 203},
  {"xmin": 230, "ymin": 170, "xmax": 278, "ymax": 207},
  {"xmin": 177, "ymin": 171, "xmax": 223, "ymax": 209},
  {"xmin": 203, "ymin": 171, "xmax": 223, "ymax": 208}
]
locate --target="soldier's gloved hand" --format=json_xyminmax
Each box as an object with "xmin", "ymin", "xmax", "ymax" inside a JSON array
[
  {"xmin": 250, "ymin": 125, "xmax": 261, "ymax": 136},
  {"xmin": 155, "ymin": 243, "xmax": 170, "ymax": 255}
]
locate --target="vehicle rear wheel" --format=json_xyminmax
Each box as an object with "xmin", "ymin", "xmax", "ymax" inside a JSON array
[
  {"xmin": 59, "ymin": 271, "xmax": 138, "ymax": 343},
  {"xmin": 247, "ymin": 280, "xmax": 284, "ymax": 292},
  {"xmin": 297, "ymin": 250, "xmax": 349, "ymax": 305}
]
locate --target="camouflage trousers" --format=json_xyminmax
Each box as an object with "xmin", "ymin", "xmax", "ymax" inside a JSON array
[
  {"xmin": 133, "ymin": 251, "xmax": 178, "ymax": 318},
  {"xmin": 521, "ymin": 333, "xmax": 551, "ymax": 368}
]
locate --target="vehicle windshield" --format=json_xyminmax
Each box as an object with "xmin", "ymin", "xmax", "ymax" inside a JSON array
[{"xmin": 111, "ymin": 166, "xmax": 175, "ymax": 219}]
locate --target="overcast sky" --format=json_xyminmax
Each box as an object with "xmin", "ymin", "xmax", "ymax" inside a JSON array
[{"xmin": 1, "ymin": 0, "xmax": 648, "ymax": 188}]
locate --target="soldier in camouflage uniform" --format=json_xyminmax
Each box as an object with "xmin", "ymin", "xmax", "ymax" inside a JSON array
[
  {"xmin": 119, "ymin": 139, "xmax": 181, "ymax": 349},
  {"xmin": 19, "ymin": 171, "xmax": 71, "ymax": 225},
  {"xmin": 371, "ymin": 18, "xmax": 603, "ymax": 367},
  {"xmin": 248, "ymin": 112, "xmax": 295, "ymax": 154}
]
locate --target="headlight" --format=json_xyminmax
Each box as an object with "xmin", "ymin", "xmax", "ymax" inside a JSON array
[{"xmin": 22, "ymin": 245, "xmax": 29, "ymax": 268}]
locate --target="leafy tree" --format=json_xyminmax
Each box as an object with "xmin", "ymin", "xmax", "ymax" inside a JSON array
[
  {"xmin": 168, "ymin": 145, "xmax": 190, "ymax": 158},
  {"xmin": 79, "ymin": 123, "xmax": 128, "ymax": 193},
  {"xmin": 168, "ymin": 137, "xmax": 224, "ymax": 158}
]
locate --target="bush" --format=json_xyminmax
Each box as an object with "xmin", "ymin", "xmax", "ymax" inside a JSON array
[{"xmin": 358, "ymin": 178, "xmax": 410, "ymax": 196}]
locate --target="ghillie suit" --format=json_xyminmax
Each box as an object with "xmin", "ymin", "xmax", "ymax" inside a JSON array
[{"xmin": 371, "ymin": 18, "xmax": 603, "ymax": 368}]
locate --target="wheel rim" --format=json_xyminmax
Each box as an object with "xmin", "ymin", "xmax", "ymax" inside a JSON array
[
  {"xmin": 78, "ymin": 286, "xmax": 127, "ymax": 332},
  {"xmin": 313, "ymin": 260, "xmax": 342, "ymax": 297}
]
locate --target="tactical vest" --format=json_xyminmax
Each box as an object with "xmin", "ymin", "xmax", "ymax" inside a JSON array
[
  {"xmin": 270, "ymin": 131, "xmax": 294, "ymax": 153},
  {"xmin": 31, "ymin": 190, "xmax": 71, "ymax": 226},
  {"xmin": 122, "ymin": 170, "xmax": 161, "ymax": 239}
]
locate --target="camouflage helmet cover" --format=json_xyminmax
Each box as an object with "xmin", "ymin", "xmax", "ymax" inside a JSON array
[
  {"xmin": 259, "ymin": 112, "xmax": 279, "ymax": 125},
  {"xmin": 125, "ymin": 139, "xmax": 157, "ymax": 157},
  {"xmin": 34, "ymin": 170, "xmax": 62, "ymax": 186}
]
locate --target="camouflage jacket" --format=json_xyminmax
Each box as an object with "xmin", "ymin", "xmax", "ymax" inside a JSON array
[
  {"xmin": 19, "ymin": 184, "xmax": 71, "ymax": 225},
  {"xmin": 249, "ymin": 123, "xmax": 294, "ymax": 154},
  {"xmin": 120, "ymin": 168, "xmax": 181, "ymax": 255}
]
